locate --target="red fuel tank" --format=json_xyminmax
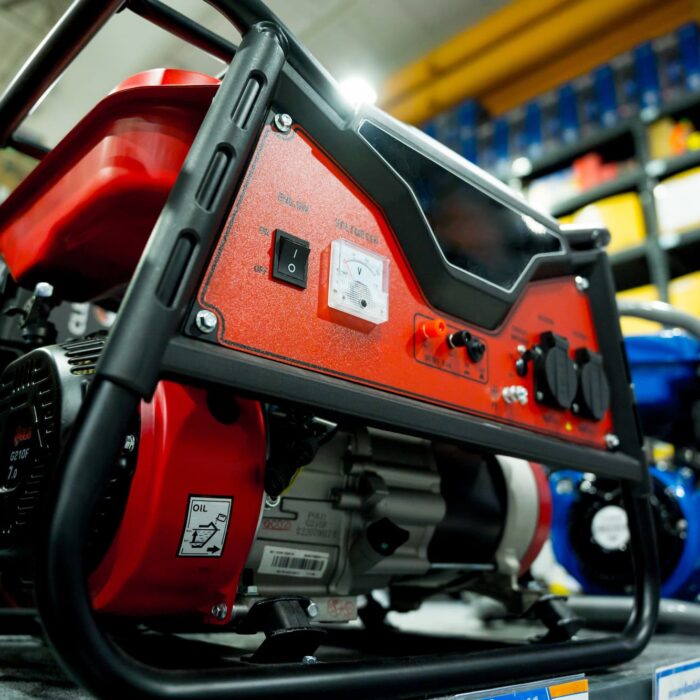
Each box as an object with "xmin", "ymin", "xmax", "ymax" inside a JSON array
[{"xmin": 0, "ymin": 69, "xmax": 219, "ymax": 300}]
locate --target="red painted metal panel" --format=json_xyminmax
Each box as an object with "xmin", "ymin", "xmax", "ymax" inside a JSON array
[{"xmin": 200, "ymin": 125, "xmax": 612, "ymax": 449}]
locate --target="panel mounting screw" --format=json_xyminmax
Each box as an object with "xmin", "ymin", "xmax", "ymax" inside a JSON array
[
  {"xmin": 211, "ymin": 602, "xmax": 228, "ymax": 620},
  {"xmin": 605, "ymin": 433, "xmax": 620, "ymax": 451},
  {"xmin": 34, "ymin": 281, "xmax": 54, "ymax": 298},
  {"xmin": 306, "ymin": 601, "xmax": 319, "ymax": 619},
  {"xmin": 274, "ymin": 113, "xmax": 293, "ymax": 133},
  {"xmin": 575, "ymin": 276, "xmax": 590, "ymax": 292},
  {"xmin": 196, "ymin": 309, "xmax": 218, "ymax": 333}
]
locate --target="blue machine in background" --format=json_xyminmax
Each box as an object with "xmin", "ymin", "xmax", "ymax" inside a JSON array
[
  {"xmin": 551, "ymin": 466, "xmax": 700, "ymax": 600},
  {"xmin": 627, "ymin": 332, "xmax": 700, "ymax": 445},
  {"xmin": 551, "ymin": 303, "xmax": 700, "ymax": 601}
]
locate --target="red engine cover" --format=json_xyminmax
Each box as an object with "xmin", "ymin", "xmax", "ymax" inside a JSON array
[
  {"xmin": 0, "ymin": 70, "xmax": 219, "ymax": 300},
  {"xmin": 90, "ymin": 381, "xmax": 265, "ymax": 624}
]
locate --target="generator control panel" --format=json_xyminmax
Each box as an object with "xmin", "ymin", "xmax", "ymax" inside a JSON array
[{"xmin": 197, "ymin": 124, "xmax": 612, "ymax": 450}]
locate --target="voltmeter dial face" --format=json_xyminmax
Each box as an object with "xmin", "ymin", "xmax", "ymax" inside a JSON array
[{"xmin": 328, "ymin": 239, "xmax": 389, "ymax": 324}]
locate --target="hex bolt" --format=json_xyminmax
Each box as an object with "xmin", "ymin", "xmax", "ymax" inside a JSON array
[
  {"xmin": 123, "ymin": 434, "xmax": 136, "ymax": 452},
  {"xmin": 302, "ymin": 655, "xmax": 318, "ymax": 665},
  {"xmin": 34, "ymin": 282, "xmax": 54, "ymax": 298},
  {"xmin": 306, "ymin": 601, "xmax": 319, "ymax": 619},
  {"xmin": 605, "ymin": 433, "xmax": 620, "ymax": 451},
  {"xmin": 211, "ymin": 602, "xmax": 228, "ymax": 621},
  {"xmin": 273, "ymin": 113, "xmax": 293, "ymax": 133},
  {"xmin": 196, "ymin": 309, "xmax": 218, "ymax": 334},
  {"xmin": 575, "ymin": 276, "xmax": 590, "ymax": 292}
]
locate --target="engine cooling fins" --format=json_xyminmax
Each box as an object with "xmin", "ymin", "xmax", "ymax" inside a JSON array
[{"xmin": 0, "ymin": 333, "xmax": 138, "ymax": 571}]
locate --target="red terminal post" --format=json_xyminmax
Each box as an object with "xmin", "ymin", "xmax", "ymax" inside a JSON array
[{"xmin": 420, "ymin": 318, "xmax": 447, "ymax": 340}]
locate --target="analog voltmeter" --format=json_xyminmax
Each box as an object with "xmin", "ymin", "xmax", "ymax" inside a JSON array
[{"xmin": 328, "ymin": 239, "xmax": 389, "ymax": 324}]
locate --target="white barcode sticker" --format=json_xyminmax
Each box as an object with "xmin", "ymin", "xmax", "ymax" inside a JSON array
[{"xmin": 258, "ymin": 546, "xmax": 329, "ymax": 579}]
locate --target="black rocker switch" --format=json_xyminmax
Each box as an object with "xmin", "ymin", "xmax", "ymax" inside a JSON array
[{"xmin": 273, "ymin": 229, "xmax": 310, "ymax": 288}]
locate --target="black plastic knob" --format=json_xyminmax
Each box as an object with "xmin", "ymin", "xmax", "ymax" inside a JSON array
[
  {"xmin": 467, "ymin": 337, "xmax": 486, "ymax": 362},
  {"xmin": 447, "ymin": 330, "xmax": 486, "ymax": 362},
  {"xmin": 447, "ymin": 330, "xmax": 471, "ymax": 348},
  {"xmin": 533, "ymin": 332, "xmax": 577, "ymax": 410},
  {"xmin": 574, "ymin": 348, "xmax": 610, "ymax": 421}
]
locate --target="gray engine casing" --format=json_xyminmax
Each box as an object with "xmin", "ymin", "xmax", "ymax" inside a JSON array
[{"xmin": 241, "ymin": 427, "xmax": 544, "ymax": 622}]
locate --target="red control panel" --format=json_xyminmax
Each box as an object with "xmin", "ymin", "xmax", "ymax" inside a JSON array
[{"xmin": 198, "ymin": 125, "xmax": 613, "ymax": 449}]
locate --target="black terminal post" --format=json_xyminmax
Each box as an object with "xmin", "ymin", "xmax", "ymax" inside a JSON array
[{"xmin": 447, "ymin": 329, "xmax": 486, "ymax": 362}]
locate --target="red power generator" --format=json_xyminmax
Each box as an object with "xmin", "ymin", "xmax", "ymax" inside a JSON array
[{"xmin": 0, "ymin": 1, "xmax": 658, "ymax": 698}]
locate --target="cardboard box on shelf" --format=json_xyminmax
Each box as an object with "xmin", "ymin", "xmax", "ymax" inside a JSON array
[
  {"xmin": 655, "ymin": 166, "xmax": 700, "ymax": 236},
  {"xmin": 617, "ymin": 284, "xmax": 662, "ymax": 335},
  {"xmin": 669, "ymin": 270, "xmax": 700, "ymax": 318},
  {"xmin": 565, "ymin": 191, "xmax": 646, "ymax": 254}
]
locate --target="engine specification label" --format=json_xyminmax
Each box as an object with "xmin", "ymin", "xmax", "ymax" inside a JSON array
[
  {"xmin": 258, "ymin": 546, "xmax": 329, "ymax": 579},
  {"xmin": 178, "ymin": 495, "xmax": 232, "ymax": 557}
]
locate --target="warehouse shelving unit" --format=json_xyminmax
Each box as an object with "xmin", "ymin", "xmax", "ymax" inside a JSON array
[
  {"xmin": 548, "ymin": 170, "xmax": 645, "ymax": 219},
  {"xmin": 507, "ymin": 89, "xmax": 700, "ymax": 299}
]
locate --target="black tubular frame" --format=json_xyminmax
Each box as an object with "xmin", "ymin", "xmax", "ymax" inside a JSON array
[
  {"xmin": 127, "ymin": 0, "xmax": 236, "ymax": 63},
  {"xmin": 0, "ymin": 2, "xmax": 659, "ymax": 699}
]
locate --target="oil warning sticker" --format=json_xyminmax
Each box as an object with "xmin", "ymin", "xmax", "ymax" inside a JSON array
[
  {"xmin": 178, "ymin": 495, "xmax": 232, "ymax": 557},
  {"xmin": 258, "ymin": 546, "xmax": 329, "ymax": 579}
]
